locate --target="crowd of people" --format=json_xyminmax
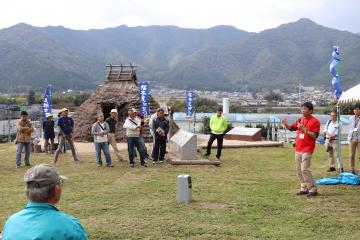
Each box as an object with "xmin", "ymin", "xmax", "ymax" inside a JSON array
[
  {"xmin": 14, "ymin": 103, "xmax": 360, "ymax": 176},
  {"xmin": 14, "ymin": 106, "xmax": 173, "ymax": 169},
  {"xmin": 3, "ymin": 102, "xmax": 360, "ymax": 239},
  {"xmin": 2, "ymin": 106, "xmax": 174, "ymax": 239}
]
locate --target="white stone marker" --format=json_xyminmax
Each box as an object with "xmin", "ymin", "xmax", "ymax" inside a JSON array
[
  {"xmin": 170, "ymin": 130, "xmax": 197, "ymax": 160},
  {"xmin": 177, "ymin": 174, "xmax": 192, "ymax": 203}
]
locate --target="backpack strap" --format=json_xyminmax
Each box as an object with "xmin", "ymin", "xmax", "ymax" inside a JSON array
[
  {"xmin": 97, "ymin": 122, "xmax": 105, "ymax": 131},
  {"xmin": 325, "ymin": 120, "xmax": 331, "ymax": 129},
  {"xmin": 128, "ymin": 118, "xmax": 138, "ymax": 126}
]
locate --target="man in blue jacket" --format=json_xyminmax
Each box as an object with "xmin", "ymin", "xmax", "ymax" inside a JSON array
[
  {"xmin": 53, "ymin": 108, "xmax": 79, "ymax": 163},
  {"xmin": 2, "ymin": 164, "xmax": 88, "ymax": 240},
  {"xmin": 152, "ymin": 108, "xmax": 169, "ymax": 164}
]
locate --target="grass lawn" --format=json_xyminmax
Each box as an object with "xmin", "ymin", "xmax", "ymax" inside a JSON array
[{"xmin": 1, "ymin": 143, "xmax": 360, "ymax": 240}]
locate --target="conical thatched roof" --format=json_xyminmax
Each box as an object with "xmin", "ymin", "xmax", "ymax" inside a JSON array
[{"xmin": 73, "ymin": 64, "xmax": 159, "ymax": 142}]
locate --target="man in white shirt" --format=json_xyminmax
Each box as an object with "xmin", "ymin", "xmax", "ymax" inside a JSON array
[
  {"xmin": 148, "ymin": 110, "xmax": 158, "ymax": 160},
  {"xmin": 149, "ymin": 110, "xmax": 158, "ymax": 143},
  {"xmin": 323, "ymin": 110, "xmax": 343, "ymax": 173},
  {"xmin": 91, "ymin": 113, "xmax": 113, "ymax": 167},
  {"xmin": 123, "ymin": 108, "xmax": 146, "ymax": 168}
]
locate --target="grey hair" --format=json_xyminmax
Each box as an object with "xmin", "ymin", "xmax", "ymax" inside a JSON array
[{"xmin": 25, "ymin": 182, "xmax": 56, "ymax": 202}]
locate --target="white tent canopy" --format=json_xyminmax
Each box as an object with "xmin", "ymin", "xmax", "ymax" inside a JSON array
[{"xmin": 338, "ymin": 83, "xmax": 360, "ymax": 104}]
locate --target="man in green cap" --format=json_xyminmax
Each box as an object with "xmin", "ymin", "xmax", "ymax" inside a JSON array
[{"xmin": 1, "ymin": 164, "xmax": 88, "ymax": 240}]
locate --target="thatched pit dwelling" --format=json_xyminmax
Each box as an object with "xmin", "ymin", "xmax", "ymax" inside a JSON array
[{"xmin": 73, "ymin": 64, "xmax": 159, "ymax": 142}]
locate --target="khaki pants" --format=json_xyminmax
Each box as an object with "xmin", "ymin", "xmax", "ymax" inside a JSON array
[
  {"xmin": 108, "ymin": 133, "xmax": 124, "ymax": 161},
  {"xmin": 295, "ymin": 152, "xmax": 317, "ymax": 193},
  {"xmin": 327, "ymin": 139, "xmax": 343, "ymax": 168},
  {"xmin": 54, "ymin": 135, "xmax": 78, "ymax": 162},
  {"xmin": 349, "ymin": 140, "xmax": 360, "ymax": 170}
]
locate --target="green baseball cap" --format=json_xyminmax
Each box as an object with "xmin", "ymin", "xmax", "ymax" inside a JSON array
[{"xmin": 24, "ymin": 164, "xmax": 68, "ymax": 187}]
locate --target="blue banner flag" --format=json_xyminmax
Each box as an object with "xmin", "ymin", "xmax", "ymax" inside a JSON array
[
  {"xmin": 330, "ymin": 46, "xmax": 342, "ymax": 99},
  {"xmin": 42, "ymin": 85, "xmax": 52, "ymax": 121},
  {"xmin": 139, "ymin": 81, "xmax": 150, "ymax": 116},
  {"xmin": 186, "ymin": 91, "xmax": 195, "ymax": 116}
]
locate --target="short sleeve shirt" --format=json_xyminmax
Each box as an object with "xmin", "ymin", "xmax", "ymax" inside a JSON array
[
  {"xmin": 291, "ymin": 115, "xmax": 320, "ymax": 153},
  {"xmin": 2, "ymin": 202, "xmax": 88, "ymax": 240}
]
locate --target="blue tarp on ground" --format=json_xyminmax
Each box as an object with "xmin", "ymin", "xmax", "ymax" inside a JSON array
[{"xmin": 316, "ymin": 173, "xmax": 360, "ymax": 185}]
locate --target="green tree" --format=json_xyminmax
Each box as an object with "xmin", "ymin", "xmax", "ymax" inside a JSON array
[
  {"xmin": 230, "ymin": 103, "xmax": 244, "ymax": 113},
  {"xmin": 15, "ymin": 97, "xmax": 26, "ymax": 105},
  {"xmin": 27, "ymin": 90, "xmax": 36, "ymax": 105},
  {"xmin": 200, "ymin": 116, "xmax": 211, "ymax": 134},
  {"xmin": 195, "ymin": 98, "xmax": 218, "ymax": 113},
  {"xmin": 167, "ymin": 97, "xmax": 219, "ymax": 113},
  {"xmin": 0, "ymin": 96, "xmax": 16, "ymax": 104},
  {"xmin": 73, "ymin": 93, "xmax": 91, "ymax": 106},
  {"xmin": 264, "ymin": 90, "xmax": 283, "ymax": 102},
  {"xmin": 166, "ymin": 98, "xmax": 186, "ymax": 112}
]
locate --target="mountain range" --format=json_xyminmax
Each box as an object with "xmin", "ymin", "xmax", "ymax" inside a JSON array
[{"xmin": 0, "ymin": 18, "xmax": 359, "ymax": 92}]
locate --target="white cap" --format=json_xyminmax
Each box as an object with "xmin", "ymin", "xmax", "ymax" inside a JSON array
[
  {"xmin": 45, "ymin": 113, "xmax": 53, "ymax": 118},
  {"xmin": 110, "ymin": 109, "xmax": 118, "ymax": 113}
]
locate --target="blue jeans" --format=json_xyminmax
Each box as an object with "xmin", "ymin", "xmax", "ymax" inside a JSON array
[
  {"xmin": 127, "ymin": 137, "xmax": 145, "ymax": 165},
  {"xmin": 133, "ymin": 136, "xmax": 148, "ymax": 159},
  {"xmin": 94, "ymin": 142, "xmax": 112, "ymax": 166},
  {"xmin": 16, "ymin": 142, "xmax": 30, "ymax": 166}
]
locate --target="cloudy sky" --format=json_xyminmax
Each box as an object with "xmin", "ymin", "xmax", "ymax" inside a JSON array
[{"xmin": 1, "ymin": 0, "xmax": 359, "ymax": 33}]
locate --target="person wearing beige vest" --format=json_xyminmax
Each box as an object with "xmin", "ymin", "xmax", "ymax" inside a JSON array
[
  {"xmin": 16, "ymin": 111, "xmax": 34, "ymax": 168},
  {"xmin": 105, "ymin": 109, "xmax": 125, "ymax": 161},
  {"xmin": 323, "ymin": 110, "xmax": 343, "ymax": 173}
]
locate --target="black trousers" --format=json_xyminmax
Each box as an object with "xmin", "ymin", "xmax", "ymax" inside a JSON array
[
  {"xmin": 153, "ymin": 136, "xmax": 167, "ymax": 161},
  {"xmin": 206, "ymin": 133, "xmax": 224, "ymax": 158}
]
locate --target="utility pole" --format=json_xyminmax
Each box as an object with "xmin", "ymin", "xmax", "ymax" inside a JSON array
[
  {"xmin": 193, "ymin": 108, "xmax": 196, "ymax": 134},
  {"xmin": 7, "ymin": 107, "xmax": 11, "ymax": 142}
]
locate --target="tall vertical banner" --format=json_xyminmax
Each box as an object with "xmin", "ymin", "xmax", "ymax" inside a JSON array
[
  {"xmin": 42, "ymin": 85, "xmax": 52, "ymax": 121},
  {"xmin": 186, "ymin": 91, "xmax": 195, "ymax": 116},
  {"xmin": 139, "ymin": 81, "xmax": 150, "ymax": 116},
  {"xmin": 330, "ymin": 45, "xmax": 342, "ymax": 99}
]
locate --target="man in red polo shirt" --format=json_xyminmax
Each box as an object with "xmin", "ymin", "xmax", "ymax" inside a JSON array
[{"xmin": 282, "ymin": 102, "xmax": 320, "ymax": 197}]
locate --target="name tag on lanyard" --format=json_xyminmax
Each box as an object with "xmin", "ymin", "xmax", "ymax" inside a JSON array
[{"xmin": 298, "ymin": 118, "xmax": 307, "ymax": 139}]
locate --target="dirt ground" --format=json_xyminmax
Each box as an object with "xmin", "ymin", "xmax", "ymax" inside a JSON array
[{"xmin": 39, "ymin": 137, "xmax": 282, "ymax": 154}]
